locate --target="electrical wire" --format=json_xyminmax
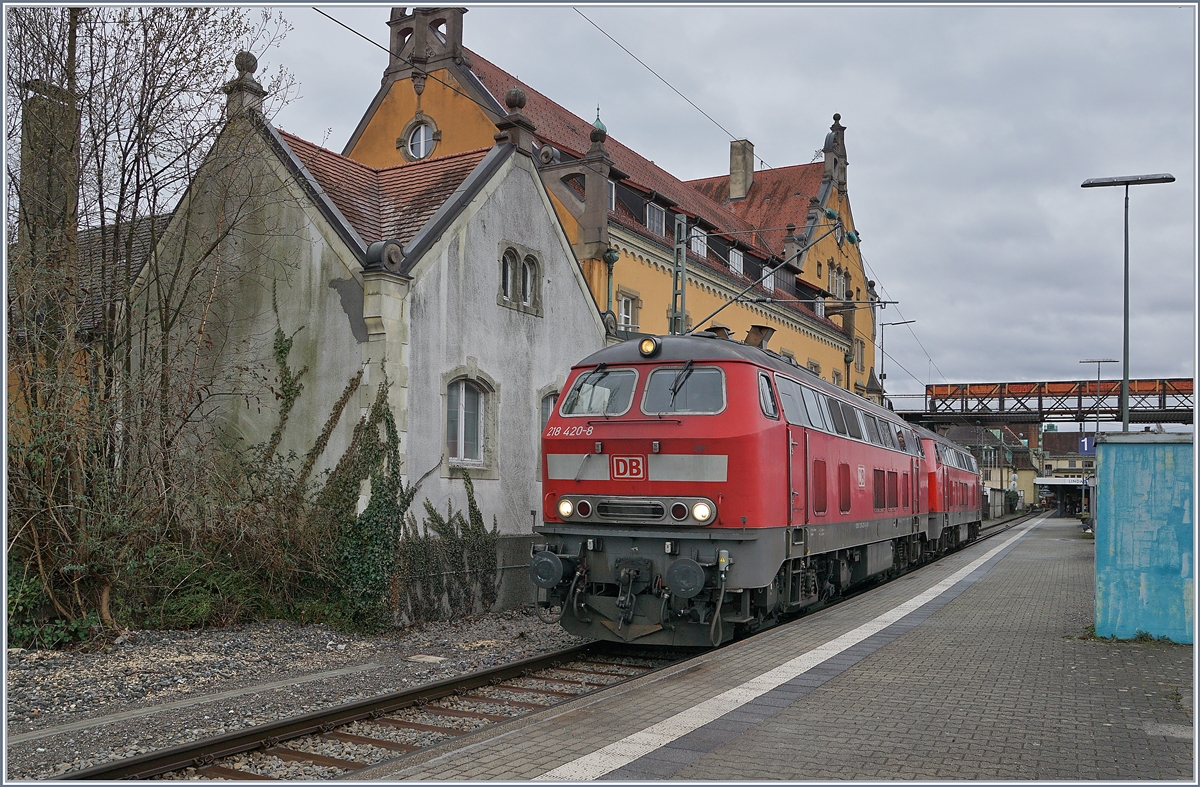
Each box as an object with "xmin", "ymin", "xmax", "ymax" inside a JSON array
[
  {"xmin": 858, "ymin": 248, "xmax": 950, "ymax": 386},
  {"xmin": 573, "ymin": 7, "xmax": 772, "ymax": 171},
  {"xmin": 311, "ymin": 8, "xmax": 506, "ymax": 121}
]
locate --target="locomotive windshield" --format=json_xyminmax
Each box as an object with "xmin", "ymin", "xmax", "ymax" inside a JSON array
[
  {"xmin": 642, "ymin": 366, "xmax": 725, "ymax": 414},
  {"xmin": 559, "ymin": 368, "xmax": 637, "ymax": 416}
]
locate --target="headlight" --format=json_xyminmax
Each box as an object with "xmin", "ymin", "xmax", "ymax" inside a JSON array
[
  {"xmin": 557, "ymin": 498, "xmax": 574, "ymax": 518},
  {"xmin": 638, "ymin": 337, "xmax": 661, "ymax": 357},
  {"xmin": 576, "ymin": 499, "xmax": 592, "ymax": 517},
  {"xmin": 692, "ymin": 501, "xmax": 713, "ymax": 522}
]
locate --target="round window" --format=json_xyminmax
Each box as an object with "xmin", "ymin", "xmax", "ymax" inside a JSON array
[{"xmin": 408, "ymin": 122, "xmax": 434, "ymax": 159}]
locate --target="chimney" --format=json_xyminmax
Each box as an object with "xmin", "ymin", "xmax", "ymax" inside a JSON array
[
  {"xmin": 729, "ymin": 139, "xmax": 754, "ymax": 201},
  {"xmin": 783, "ymin": 223, "xmax": 800, "ymax": 264},
  {"xmin": 19, "ymin": 80, "xmax": 78, "ymax": 263},
  {"xmin": 745, "ymin": 324, "xmax": 775, "ymax": 350},
  {"xmin": 223, "ymin": 52, "xmax": 265, "ymax": 119}
]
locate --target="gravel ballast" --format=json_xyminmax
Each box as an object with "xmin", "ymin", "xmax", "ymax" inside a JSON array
[{"xmin": 5, "ymin": 610, "xmax": 586, "ymax": 780}]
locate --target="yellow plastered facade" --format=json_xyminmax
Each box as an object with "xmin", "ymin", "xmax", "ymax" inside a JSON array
[
  {"xmin": 346, "ymin": 72, "xmax": 501, "ymax": 168},
  {"xmin": 347, "ymin": 69, "xmax": 877, "ymax": 395}
]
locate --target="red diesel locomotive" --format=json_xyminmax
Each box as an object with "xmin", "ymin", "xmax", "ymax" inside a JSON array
[{"xmin": 529, "ymin": 333, "xmax": 982, "ymax": 646}]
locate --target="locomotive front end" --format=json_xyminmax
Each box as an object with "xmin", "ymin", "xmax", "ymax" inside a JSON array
[{"xmin": 529, "ymin": 337, "xmax": 787, "ymax": 647}]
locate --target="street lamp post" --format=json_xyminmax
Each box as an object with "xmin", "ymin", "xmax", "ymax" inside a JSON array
[
  {"xmin": 1079, "ymin": 358, "xmax": 1116, "ymax": 515},
  {"xmin": 879, "ymin": 319, "xmax": 915, "ymax": 396},
  {"xmin": 1081, "ymin": 173, "xmax": 1175, "ymax": 431}
]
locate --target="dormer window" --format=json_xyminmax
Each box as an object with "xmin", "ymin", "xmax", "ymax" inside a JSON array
[
  {"xmin": 646, "ymin": 202, "xmax": 665, "ymax": 236},
  {"xmin": 607, "ymin": 179, "xmax": 616, "ymax": 212},
  {"xmin": 729, "ymin": 248, "xmax": 743, "ymax": 276},
  {"xmin": 689, "ymin": 227, "xmax": 707, "ymax": 257}
]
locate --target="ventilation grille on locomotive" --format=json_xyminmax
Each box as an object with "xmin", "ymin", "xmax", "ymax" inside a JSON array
[{"xmin": 597, "ymin": 499, "xmax": 666, "ymax": 521}]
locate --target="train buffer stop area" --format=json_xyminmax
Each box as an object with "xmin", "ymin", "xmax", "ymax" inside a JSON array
[{"xmin": 360, "ymin": 514, "xmax": 1194, "ymax": 781}]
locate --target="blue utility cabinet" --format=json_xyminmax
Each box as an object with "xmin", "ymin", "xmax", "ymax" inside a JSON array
[{"xmin": 1094, "ymin": 433, "xmax": 1193, "ymax": 643}]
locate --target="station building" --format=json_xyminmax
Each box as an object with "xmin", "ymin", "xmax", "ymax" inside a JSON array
[{"xmin": 342, "ymin": 7, "xmax": 882, "ymax": 400}]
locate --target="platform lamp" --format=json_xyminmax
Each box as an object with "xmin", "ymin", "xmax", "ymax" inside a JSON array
[
  {"xmin": 1081, "ymin": 173, "xmax": 1175, "ymax": 431},
  {"xmin": 879, "ymin": 320, "xmax": 915, "ymax": 396},
  {"xmin": 1079, "ymin": 358, "xmax": 1117, "ymax": 515}
]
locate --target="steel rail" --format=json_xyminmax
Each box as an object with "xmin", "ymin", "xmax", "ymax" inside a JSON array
[{"xmin": 55, "ymin": 643, "xmax": 612, "ymax": 780}]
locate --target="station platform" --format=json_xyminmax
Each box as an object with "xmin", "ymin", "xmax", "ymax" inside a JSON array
[{"xmin": 360, "ymin": 516, "xmax": 1194, "ymax": 780}]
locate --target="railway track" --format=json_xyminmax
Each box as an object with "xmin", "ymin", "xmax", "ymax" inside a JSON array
[
  {"xmin": 52, "ymin": 512, "xmax": 1038, "ymax": 781},
  {"xmin": 54, "ymin": 643, "xmax": 685, "ymax": 780}
]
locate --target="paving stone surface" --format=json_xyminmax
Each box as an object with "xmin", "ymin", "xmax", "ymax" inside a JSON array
[{"xmin": 360, "ymin": 517, "xmax": 1193, "ymax": 780}]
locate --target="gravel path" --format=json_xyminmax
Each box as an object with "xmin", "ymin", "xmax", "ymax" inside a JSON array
[{"xmin": 5, "ymin": 610, "xmax": 586, "ymax": 780}]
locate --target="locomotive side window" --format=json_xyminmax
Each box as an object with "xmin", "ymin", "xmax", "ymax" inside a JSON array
[
  {"xmin": 877, "ymin": 420, "xmax": 897, "ymax": 450},
  {"xmin": 838, "ymin": 463, "xmax": 852, "ymax": 513},
  {"xmin": 862, "ymin": 414, "xmax": 883, "ymax": 445},
  {"xmin": 825, "ymin": 396, "xmax": 848, "ymax": 435},
  {"xmin": 843, "ymin": 405, "xmax": 864, "ymax": 440},
  {"xmin": 894, "ymin": 427, "xmax": 908, "ymax": 452},
  {"xmin": 642, "ymin": 366, "xmax": 726, "ymax": 414},
  {"xmin": 775, "ymin": 375, "xmax": 816, "ymax": 427},
  {"xmin": 799, "ymin": 385, "xmax": 828, "ymax": 431},
  {"xmin": 560, "ymin": 368, "xmax": 637, "ymax": 416},
  {"xmin": 812, "ymin": 460, "xmax": 828, "ymax": 514},
  {"xmin": 758, "ymin": 373, "xmax": 779, "ymax": 419},
  {"xmin": 774, "ymin": 375, "xmax": 797, "ymax": 422}
]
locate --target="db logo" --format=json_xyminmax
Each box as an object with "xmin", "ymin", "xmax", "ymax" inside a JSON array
[
  {"xmin": 611, "ymin": 455, "xmax": 646, "ymax": 480},
  {"xmin": 857, "ymin": 465, "xmax": 867, "ymax": 488}
]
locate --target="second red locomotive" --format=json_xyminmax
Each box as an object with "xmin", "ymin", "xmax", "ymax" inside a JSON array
[{"xmin": 529, "ymin": 332, "xmax": 982, "ymax": 646}]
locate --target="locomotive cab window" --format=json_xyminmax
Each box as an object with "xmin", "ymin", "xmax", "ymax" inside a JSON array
[
  {"xmin": 641, "ymin": 366, "xmax": 725, "ymax": 415},
  {"xmin": 758, "ymin": 373, "xmax": 779, "ymax": 419},
  {"xmin": 560, "ymin": 368, "xmax": 637, "ymax": 417}
]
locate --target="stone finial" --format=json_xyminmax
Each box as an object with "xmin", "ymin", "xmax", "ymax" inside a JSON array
[
  {"xmin": 234, "ymin": 51, "xmax": 258, "ymax": 76},
  {"xmin": 223, "ymin": 51, "xmax": 265, "ymax": 119},
  {"xmin": 495, "ymin": 86, "xmax": 536, "ymax": 155},
  {"xmin": 505, "ymin": 87, "xmax": 526, "ymax": 111}
]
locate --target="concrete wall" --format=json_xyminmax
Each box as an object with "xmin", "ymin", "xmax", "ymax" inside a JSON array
[{"xmin": 1094, "ymin": 433, "xmax": 1193, "ymax": 643}]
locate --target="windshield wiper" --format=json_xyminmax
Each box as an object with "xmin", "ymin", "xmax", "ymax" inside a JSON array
[
  {"xmin": 563, "ymin": 363, "xmax": 609, "ymax": 414},
  {"xmin": 669, "ymin": 360, "xmax": 694, "ymax": 407}
]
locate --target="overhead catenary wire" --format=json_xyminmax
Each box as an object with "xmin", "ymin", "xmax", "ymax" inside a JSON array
[
  {"xmin": 573, "ymin": 7, "xmax": 772, "ymax": 172},
  {"xmin": 858, "ymin": 248, "xmax": 950, "ymax": 386}
]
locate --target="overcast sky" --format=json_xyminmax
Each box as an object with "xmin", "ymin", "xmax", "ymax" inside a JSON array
[{"xmin": 257, "ymin": 3, "xmax": 1195, "ymax": 411}]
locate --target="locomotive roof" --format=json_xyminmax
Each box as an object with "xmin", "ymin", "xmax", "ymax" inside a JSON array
[
  {"xmin": 575, "ymin": 335, "xmax": 908, "ymax": 428},
  {"xmin": 574, "ymin": 335, "xmax": 976, "ymax": 462}
]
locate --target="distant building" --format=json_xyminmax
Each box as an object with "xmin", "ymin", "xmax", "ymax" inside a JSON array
[
  {"xmin": 945, "ymin": 424, "xmax": 1041, "ymax": 512},
  {"xmin": 342, "ymin": 7, "xmax": 882, "ymax": 399}
]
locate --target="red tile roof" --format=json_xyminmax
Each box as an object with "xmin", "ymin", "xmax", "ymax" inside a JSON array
[
  {"xmin": 687, "ymin": 163, "xmax": 825, "ymax": 257},
  {"xmin": 465, "ymin": 49, "xmax": 777, "ymax": 259},
  {"xmin": 277, "ymin": 129, "xmax": 489, "ymax": 247}
]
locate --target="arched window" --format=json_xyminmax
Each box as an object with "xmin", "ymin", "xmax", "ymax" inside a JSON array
[
  {"xmin": 541, "ymin": 392, "xmax": 559, "ymax": 429},
  {"xmin": 408, "ymin": 122, "xmax": 434, "ymax": 159},
  {"xmin": 447, "ymin": 379, "xmax": 484, "ymax": 463},
  {"xmin": 501, "ymin": 250, "xmax": 515, "ymax": 301},
  {"xmin": 522, "ymin": 257, "xmax": 535, "ymax": 306},
  {"xmin": 497, "ymin": 244, "xmax": 543, "ymax": 317}
]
